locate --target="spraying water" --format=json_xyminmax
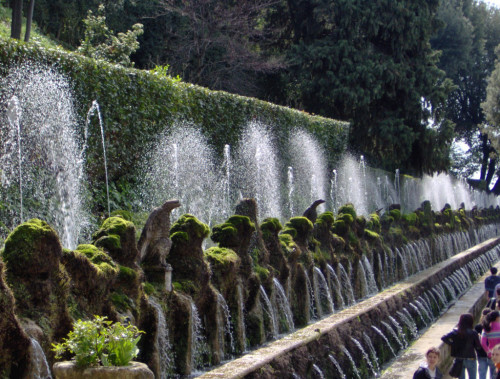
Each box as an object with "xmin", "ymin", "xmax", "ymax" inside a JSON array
[
  {"xmin": 0, "ymin": 62, "xmax": 89, "ymax": 249},
  {"xmin": 86, "ymin": 101, "xmax": 110, "ymax": 217}
]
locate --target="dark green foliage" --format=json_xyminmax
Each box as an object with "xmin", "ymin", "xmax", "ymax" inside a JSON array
[
  {"xmin": 0, "ymin": 39, "xmax": 348, "ymax": 206},
  {"xmin": 211, "ymin": 216, "xmax": 254, "ymax": 246},
  {"xmin": 265, "ymin": 0, "xmax": 452, "ymax": 174},
  {"xmin": 170, "ymin": 214, "xmax": 210, "ymax": 240}
]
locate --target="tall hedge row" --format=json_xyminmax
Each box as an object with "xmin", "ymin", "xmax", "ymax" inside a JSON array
[{"xmin": 0, "ymin": 39, "xmax": 348, "ymax": 189}]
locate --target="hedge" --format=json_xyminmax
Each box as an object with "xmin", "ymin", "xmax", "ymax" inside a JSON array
[{"xmin": 0, "ymin": 38, "xmax": 349, "ymax": 191}]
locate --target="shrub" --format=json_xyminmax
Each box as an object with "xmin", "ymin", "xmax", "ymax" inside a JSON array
[{"xmin": 52, "ymin": 315, "xmax": 143, "ymax": 367}]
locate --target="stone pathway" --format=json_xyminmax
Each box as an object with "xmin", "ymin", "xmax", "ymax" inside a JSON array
[{"xmin": 380, "ymin": 261, "xmax": 499, "ymax": 379}]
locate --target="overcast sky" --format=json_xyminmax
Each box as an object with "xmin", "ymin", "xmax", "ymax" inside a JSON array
[{"xmin": 484, "ymin": 0, "xmax": 500, "ymax": 8}]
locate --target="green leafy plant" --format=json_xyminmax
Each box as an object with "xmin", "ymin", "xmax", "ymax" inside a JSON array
[{"xmin": 52, "ymin": 315, "xmax": 143, "ymax": 367}]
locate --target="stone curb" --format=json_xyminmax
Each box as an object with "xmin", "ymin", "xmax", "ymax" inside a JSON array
[{"xmin": 199, "ymin": 237, "xmax": 500, "ymax": 378}]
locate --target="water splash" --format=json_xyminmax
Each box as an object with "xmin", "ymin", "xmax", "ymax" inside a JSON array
[
  {"xmin": 86, "ymin": 100, "xmax": 110, "ymax": 217},
  {"xmin": 217, "ymin": 293, "xmax": 235, "ymax": 357},
  {"xmin": 340, "ymin": 346, "xmax": 362, "ymax": 379},
  {"xmin": 141, "ymin": 123, "xmax": 224, "ymax": 226},
  {"xmin": 0, "ymin": 62, "xmax": 89, "ymax": 249},
  {"xmin": 234, "ymin": 121, "xmax": 281, "ymax": 219},
  {"xmin": 313, "ymin": 267, "xmax": 334, "ymax": 315},
  {"xmin": 260, "ymin": 285, "xmax": 278, "ymax": 339},
  {"xmin": 328, "ymin": 354, "xmax": 347, "ymax": 379},
  {"xmin": 288, "ymin": 129, "xmax": 327, "ymax": 215},
  {"xmin": 30, "ymin": 337, "xmax": 52, "ymax": 379},
  {"xmin": 272, "ymin": 278, "xmax": 295, "ymax": 332},
  {"xmin": 149, "ymin": 299, "xmax": 173, "ymax": 378}
]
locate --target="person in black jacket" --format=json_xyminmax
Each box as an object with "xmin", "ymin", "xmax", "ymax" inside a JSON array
[
  {"xmin": 442, "ymin": 313, "xmax": 482, "ymax": 379},
  {"xmin": 413, "ymin": 347, "xmax": 443, "ymax": 379}
]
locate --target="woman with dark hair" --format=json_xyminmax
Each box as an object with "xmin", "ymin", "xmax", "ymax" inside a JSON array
[
  {"xmin": 442, "ymin": 313, "xmax": 481, "ymax": 379},
  {"xmin": 476, "ymin": 309, "xmax": 495, "ymax": 379},
  {"xmin": 481, "ymin": 311, "xmax": 500, "ymax": 360}
]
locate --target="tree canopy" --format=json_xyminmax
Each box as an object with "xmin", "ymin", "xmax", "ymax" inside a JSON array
[{"xmin": 8, "ymin": 0, "xmax": 500, "ymax": 187}]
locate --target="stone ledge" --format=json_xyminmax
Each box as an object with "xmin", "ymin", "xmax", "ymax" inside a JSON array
[
  {"xmin": 380, "ymin": 259, "xmax": 495, "ymax": 378},
  {"xmin": 198, "ymin": 237, "xmax": 500, "ymax": 379}
]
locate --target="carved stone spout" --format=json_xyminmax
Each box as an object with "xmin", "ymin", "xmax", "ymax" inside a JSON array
[{"xmin": 138, "ymin": 200, "xmax": 181, "ymax": 285}]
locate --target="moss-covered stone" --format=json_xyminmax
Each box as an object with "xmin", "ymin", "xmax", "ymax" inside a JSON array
[
  {"xmin": 205, "ymin": 247, "xmax": 239, "ymax": 267},
  {"xmin": 389, "ymin": 209, "xmax": 401, "ymax": 221},
  {"xmin": 332, "ymin": 220, "xmax": 347, "ymax": 236},
  {"xmin": 338, "ymin": 204, "xmax": 357, "ymax": 219},
  {"xmin": 2, "ymin": 219, "xmax": 61, "ymax": 274},
  {"xmin": 92, "ymin": 216, "xmax": 139, "ymax": 267},
  {"xmin": 171, "ymin": 214, "xmax": 210, "ymax": 240},
  {"xmin": 260, "ymin": 218, "xmax": 282, "ymax": 240},
  {"xmin": 339, "ymin": 213, "xmax": 354, "ymax": 225}
]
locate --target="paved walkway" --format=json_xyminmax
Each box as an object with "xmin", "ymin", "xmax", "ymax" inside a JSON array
[{"xmin": 380, "ymin": 261, "xmax": 499, "ymax": 378}]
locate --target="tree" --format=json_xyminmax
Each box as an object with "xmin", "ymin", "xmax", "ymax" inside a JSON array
[
  {"xmin": 431, "ymin": 1, "xmax": 500, "ymax": 191},
  {"xmin": 262, "ymin": 0, "xmax": 453, "ymax": 175},
  {"xmin": 78, "ymin": 5, "xmax": 143, "ymax": 67},
  {"xmin": 9, "ymin": 0, "xmax": 36, "ymax": 41},
  {"xmin": 155, "ymin": 0, "xmax": 283, "ymax": 96}
]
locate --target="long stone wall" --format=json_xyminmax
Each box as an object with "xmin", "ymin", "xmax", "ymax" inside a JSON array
[{"xmin": 199, "ymin": 237, "xmax": 500, "ymax": 378}]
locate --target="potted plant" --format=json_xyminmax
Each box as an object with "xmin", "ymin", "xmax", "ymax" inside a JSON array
[{"xmin": 52, "ymin": 315, "xmax": 153, "ymax": 378}]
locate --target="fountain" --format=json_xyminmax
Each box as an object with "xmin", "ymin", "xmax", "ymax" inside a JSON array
[
  {"xmin": 234, "ymin": 121, "xmax": 281, "ymax": 219},
  {"xmin": 288, "ymin": 129, "xmax": 327, "ymax": 216},
  {"xmin": 140, "ymin": 123, "xmax": 225, "ymax": 226},
  {"xmin": 0, "ymin": 62, "xmax": 89, "ymax": 249},
  {"xmin": 149, "ymin": 299, "xmax": 173, "ymax": 378},
  {"xmin": 85, "ymin": 100, "xmax": 110, "ymax": 217}
]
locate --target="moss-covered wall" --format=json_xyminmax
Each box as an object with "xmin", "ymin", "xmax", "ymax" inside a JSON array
[{"xmin": 0, "ymin": 39, "xmax": 348, "ymax": 190}]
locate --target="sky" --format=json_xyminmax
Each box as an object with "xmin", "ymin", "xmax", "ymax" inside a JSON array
[{"xmin": 485, "ymin": 0, "xmax": 500, "ymax": 7}]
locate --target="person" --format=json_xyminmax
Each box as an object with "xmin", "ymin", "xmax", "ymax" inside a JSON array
[
  {"xmin": 490, "ymin": 344, "xmax": 500, "ymax": 378},
  {"xmin": 476, "ymin": 308, "xmax": 495, "ymax": 379},
  {"xmin": 487, "ymin": 285, "xmax": 500, "ymax": 310},
  {"xmin": 485, "ymin": 267, "xmax": 500, "ymax": 298},
  {"xmin": 481, "ymin": 311, "xmax": 500, "ymax": 359},
  {"xmin": 413, "ymin": 347, "xmax": 443, "ymax": 379},
  {"xmin": 442, "ymin": 313, "xmax": 481, "ymax": 379}
]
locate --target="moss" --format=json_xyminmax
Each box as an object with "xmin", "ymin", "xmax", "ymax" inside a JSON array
[
  {"xmin": 316, "ymin": 212, "xmax": 335, "ymax": 226},
  {"xmin": 143, "ymin": 282, "xmax": 155, "ymax": 296},
  {"xmin": 73, "ymin": 244, "xmax": 119, "ymax": 279},
  {"xmin": 118, "ymin": 264, "xmax": 137, "ymax": 281},
  {"xmin": 227, "ymin": 215, "xmax": 255, "ymax": 231},
  {"xmin": 170, "ymin": 231, "xmax": 189, "ymax": 244},
  {"xmin": 110, "ymin": 291, "xmax": 135, "ymax": 312},
  {"xmin": 171, "ymin": 214, "xmax": 210, "ymax": 239},
  {"xmin": 338, "ymin": 204, "xmax": 357, "ymax": 219},
  {"xmin": 204, "ymin": 247, "xmax": 239, "ymax": 267},
  {"xmin": 339, "ymin": 213, "xmax": 354, "ymax": 225},
  {"xmin": 254, "ymin": 264, "xmax": 270, "ymax": 282},
  {"xmin": 389, "ymin": 209, "xmax": 401, "ymax": 221},
  {"xmin": 280, "ymin": 227, "xmax": 297, "ymax": 238},
  {"xmin": 94, "ymin": 216, "xmax": 134, "ymax": 239},
  {"xmin": 2, "ymin": 219, "xmax": 56, "ymax": 270},
  {"xmin": 260, "ymin": 218, "xmax": 282, "ymax": 239},
  {"xmin": 172, "ymin": 279, "xmax": 199, "ymax": 295},
  {"xmin": 402, "ymin": 212, "xmax": 418, "ymax": 226},
  {"xmin": 364, "ymin": 229, "xmax": 381, "ymax": 241},
  {"xmin": 210, "ymin": 224, "xmax": 238, "ymax": 245},
  {"xmin": 110, "ymin": 210, "xmax": 133, "ymax": 221},
  {"xmin": 332, "ymin": 220, "xmax": 347, "ymax": 235},
  {"xmin": 286, "ymin": 217, "xmax": 314, "ymax": 236}
]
